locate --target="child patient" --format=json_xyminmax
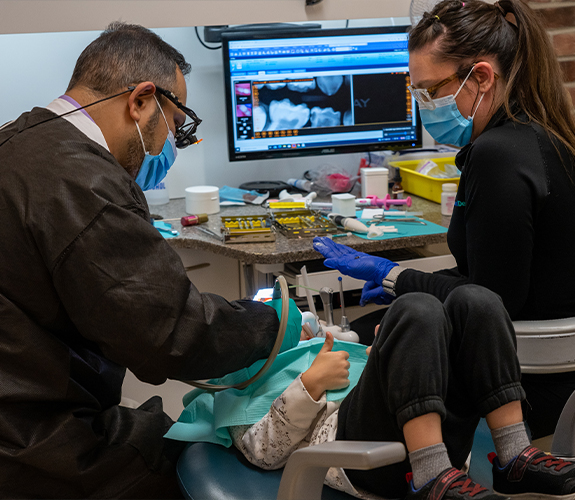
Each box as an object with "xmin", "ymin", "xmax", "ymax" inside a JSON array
[{"xmin": 168, "ymin": 287, "xmax": 575, "ymax": 500}]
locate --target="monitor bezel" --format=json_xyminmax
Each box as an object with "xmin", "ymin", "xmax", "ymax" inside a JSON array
[{"xmin": 221, "ymin": 25, "xmax": 421, "ymax": 162}]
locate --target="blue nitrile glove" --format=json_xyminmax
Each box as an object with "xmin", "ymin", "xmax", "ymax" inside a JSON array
[
  {"xmin": 360, "ymin": 281, "xmax": 395, "ymax": 306},
  {"xmin": 313, "ymin": 236, "xmax": 398, "ymax": 285}
]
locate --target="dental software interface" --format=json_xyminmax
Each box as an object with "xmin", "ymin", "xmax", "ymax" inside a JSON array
[{"xmin": 225, "ymin": 30, "xmax": 417, "ymax": 157}]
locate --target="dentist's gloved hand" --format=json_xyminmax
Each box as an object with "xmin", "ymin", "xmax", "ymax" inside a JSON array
[{"xmin": 313, "ymin": 236, "xmax": 398, "ymax": 284}]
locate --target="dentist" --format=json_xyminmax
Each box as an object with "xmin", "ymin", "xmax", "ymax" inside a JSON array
[{"xmin": 0, "ymin": 22, "xmax": 287, "ymax": 498}]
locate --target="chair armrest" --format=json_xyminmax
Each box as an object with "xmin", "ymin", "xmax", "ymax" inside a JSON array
[
  {"xmin": 552, "ymin": 390, "xmax": 575, "ymax": 458},
  {"xmin": 513, "ymin": 318, "xmax": 575, "ymax": 374},
  {"xmin": 513, "ymin": 317, "xmax": 575, "ymax": 335},
  {"xmin": 277, "ymin": 441, "xmax": 406, "ymax": 500}
]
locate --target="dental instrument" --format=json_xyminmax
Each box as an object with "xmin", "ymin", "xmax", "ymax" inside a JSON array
[
  {"xmin": 328, "ymin": 214, "xmax": 370, "ymax": 234},
  {"xmin": 329, "ymin": 232, "xmax": 353, "ymax": 238},
  {"xmin": 319, "ymin": 287, "xmax": 335, "ymax": 327},
  {"xmin": 197, "ymin": 226, "xmax": 224, "ymax": 241},
  {"xmin": 338, "ymin": 277, "xmax": 351, "ymax": 333},
  {"xmin": 318, "ymin": 285, "xmax": 359, "ymax": 342},
  {"xmin": 301, "ymin": 266, "xmax": 324, "ymax": 338},
  {"xmin": 366, "ymin": 194, "xmax": 413, "ymax": 210}
]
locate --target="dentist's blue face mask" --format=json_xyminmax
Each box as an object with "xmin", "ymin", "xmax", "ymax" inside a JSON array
[
  {"xmin": 134, "ymin": 96, "xmax": 177, "ymax": 191},
  {"xmin": 418, "ymin": 67, "xmax": 484, "ymax": 147}
]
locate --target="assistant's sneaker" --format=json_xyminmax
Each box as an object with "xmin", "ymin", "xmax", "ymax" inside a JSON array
[
  {"xmin": 491, "ymin": 445, "xmax": 575, "ymax": 499},
  {"xmin": 405, "ymin": 467, "xmax": 509, "ymax": 500}
]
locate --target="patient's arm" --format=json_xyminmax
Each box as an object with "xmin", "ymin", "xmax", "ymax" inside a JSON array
[{"xmin": 229, "ymin": 375, "xmax": 327, "ymax": 470}]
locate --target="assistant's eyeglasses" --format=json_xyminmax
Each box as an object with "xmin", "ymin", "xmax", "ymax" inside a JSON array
[
  {"xmin": 128, "ymin": 85, "xmax": 202, "ymax": 149},
  {"xmin": 408, "ymin": 73, "xmax": 460, "ymax": 110},
  {"xmin": 408, "ymin": 64, "xmax": 499, "ymax": 111}
]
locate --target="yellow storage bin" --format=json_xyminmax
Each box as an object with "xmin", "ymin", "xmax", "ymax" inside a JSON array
[{"xmin": 388, "ymin": 157, "xmax": 460, "ymax": 204}]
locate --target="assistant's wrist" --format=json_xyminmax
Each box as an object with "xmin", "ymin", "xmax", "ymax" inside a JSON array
[
  {"xmin": 374, "ymin": 260, "xmax": 399, "ymax": 284},
  {"xmin": 381, "ymin": 265, "xmax": 405, "ymax": 297}
]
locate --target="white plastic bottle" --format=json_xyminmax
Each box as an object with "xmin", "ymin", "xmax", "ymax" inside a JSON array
[
  {"xmin": 287, "ymin": 178, "xmax": 313, "ymax": 192},
  {"xmin": 441, "ymin": 183, "xmax": 458, "ymax": 216},
  {"xmin": 144, "ymin": 181, "xmax": 170, "ymax": 206}
]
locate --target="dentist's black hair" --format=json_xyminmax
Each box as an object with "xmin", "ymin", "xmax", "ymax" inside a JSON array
[{"xmin": 67, "ymin": 22, "xmax": 191, "ymax": 96}]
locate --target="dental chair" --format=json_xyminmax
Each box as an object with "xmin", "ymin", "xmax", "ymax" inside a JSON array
[
  {"xmin": 176, "ymin": 318, "xmax": 575, "ymax": 500},
  {"xmin": 176, "ymin": 440, "xmax": 406, "ymax": 500},
  {"xmin": 468, "ymin": 316, "xmax": 575, "ymax": 488},
  {"xmin": 513, "ymin": 317, "xmax": 575, "ymax": 458}
]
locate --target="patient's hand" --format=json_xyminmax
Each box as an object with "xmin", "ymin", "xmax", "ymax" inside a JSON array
[{"xmin": 301, "ymin": 332, "xmax": 350, "ymax": 401}]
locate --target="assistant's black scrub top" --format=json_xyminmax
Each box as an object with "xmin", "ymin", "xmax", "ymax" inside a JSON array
[{"xmin": 395, "ymin": 108, "xmax": 575, "ymax": 438}]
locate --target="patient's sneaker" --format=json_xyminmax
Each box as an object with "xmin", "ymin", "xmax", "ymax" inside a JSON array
[
  {"xmin": 406, "ymin": 467, "xmax": 508, "ymax": 500},
  {"xmin": 491, "ymin": 446, "xmax": 575, "ymax": 499}
]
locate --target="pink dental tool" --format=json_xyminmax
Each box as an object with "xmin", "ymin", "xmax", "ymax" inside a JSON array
[{"xmin": 366, "ymin": 194, "xmax": 412, "ymax": 210}]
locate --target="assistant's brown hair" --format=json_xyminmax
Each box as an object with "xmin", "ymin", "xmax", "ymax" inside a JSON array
[{"xmin": 409, "ymin": 0, "xmax": 575, "ymax": 168}]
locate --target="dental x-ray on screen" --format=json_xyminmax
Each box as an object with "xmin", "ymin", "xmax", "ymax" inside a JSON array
[{"xmin": 222, "ymin": 26, "xmax": 422, "ymax": 162}]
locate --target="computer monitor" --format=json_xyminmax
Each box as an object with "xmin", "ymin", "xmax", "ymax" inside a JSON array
[{"xmin": 221, "ymin": 25, "xmax": 421, "ymax": 162}]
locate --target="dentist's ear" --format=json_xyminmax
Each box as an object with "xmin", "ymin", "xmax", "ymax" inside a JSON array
[{"xmin": 127, "ymin": 82, "xmax": 157, "ymax": 122}]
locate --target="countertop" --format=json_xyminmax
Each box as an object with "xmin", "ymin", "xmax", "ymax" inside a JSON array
[{"xmin": 150, "ymin": 196, "xmax": 451, "ymax": 265}]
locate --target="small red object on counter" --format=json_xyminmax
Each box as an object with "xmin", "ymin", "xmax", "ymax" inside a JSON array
[{"xmin": 181, "ymin": 214, "xmax": 209, "ymax": 226}]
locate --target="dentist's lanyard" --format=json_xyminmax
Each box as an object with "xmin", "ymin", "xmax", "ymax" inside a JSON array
[{"xmin": 0, "ymin": 88, "xmax": 132, "ymax": 148}]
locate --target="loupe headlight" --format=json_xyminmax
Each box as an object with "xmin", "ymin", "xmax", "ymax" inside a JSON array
[{"xmin": 154, "ymin": 85, "xmax": 202, "ymax": 149}]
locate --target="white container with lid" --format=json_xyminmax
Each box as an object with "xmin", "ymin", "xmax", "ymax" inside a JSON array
[
  {"xmin": 331, "ymin": 193, "xmax": 357, "ymax": 217},
  {"xmin": 144, "ymin": 181, "xmax": 169, "ymax": 206},
  {"xmin": 185, "ymin": 186, "xmax": 220, "ymax": 215},
  {"xmin": 361, "ymin": 167, "xmax": 389, "ymax": 198},
  {"xmin": 441, "ymin": 183, "xmax": 458, "ymax": 216}
]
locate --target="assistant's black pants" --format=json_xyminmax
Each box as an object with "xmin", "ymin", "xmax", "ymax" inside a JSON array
[
  {"xmin": 336, "ymin": 285, "xmax": 525, "ymax": 499},
  {"xmin": 352, "ymin": 300, "xmax": 575, "ymax": 441}
]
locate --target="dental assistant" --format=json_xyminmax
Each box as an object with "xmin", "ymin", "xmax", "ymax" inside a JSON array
[
  {"xmin": 0, "ymin": 23, "xmax": 286, "ymax": 498},
  {"xmin": 315, "ymin": 0, "xmax": 575, "ymax": 441}
]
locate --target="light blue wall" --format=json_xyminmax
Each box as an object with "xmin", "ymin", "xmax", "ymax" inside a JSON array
[
  {"xmin": 0, "ymin": 30, "xmax": 100, "ymax": 123},
  {"xmin": 0, "ymin": 19, "xmax": 412, "ymax": 198}
]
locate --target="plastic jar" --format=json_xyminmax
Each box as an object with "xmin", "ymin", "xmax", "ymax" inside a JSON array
[
  {"xmin": 144, "ymin": 181, "xmax": 169, "ymax": 206},
  {"xmin": 361, "ymin": 167, "xmax": 389, "ymax": 198},
  {"xmin": 185, "ymin": 186, "xmax": 220, "ymax": 215},
  {"xmin": 441, "ymin": 183, "xmax": 458, "ymax": 216}
]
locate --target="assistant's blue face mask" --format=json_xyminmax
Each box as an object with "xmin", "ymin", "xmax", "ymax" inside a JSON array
[
  {"xmin": 134, "ymin": 96, "xmax": 177, "ymax": 191},
  {"xmin": 419, "ymin": 67, "xmax": 484, "ymax": 148}
]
